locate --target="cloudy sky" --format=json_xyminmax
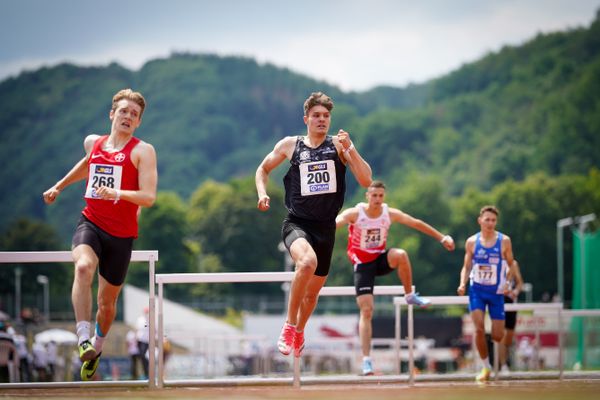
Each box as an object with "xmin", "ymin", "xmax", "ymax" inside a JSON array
[{"xmin": 1, "ymin": 0, "xmax": 598, "ymax": 91}]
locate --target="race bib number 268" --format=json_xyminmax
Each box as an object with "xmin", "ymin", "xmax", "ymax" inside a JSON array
[{"xmin": 85, "ymin": 163, "xmax": 123, "ymax": 199}]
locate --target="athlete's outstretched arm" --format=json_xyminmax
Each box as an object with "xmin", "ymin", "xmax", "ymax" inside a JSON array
[
  {"xmin": 42, "ymin": 156, "xmax": 88, "ymax": 204},
  {"xmin": 255, "ymin": 137, "xmax": 292, "ymax": 211},
  {"xmin": 389, "ymin": 208, "xmax": 455, "ymax": 251},
  {"xmin": 457, "ymin": 238, "xmax": 474, "ymax": 295},
  {"xmin": 335, "ymin": 207, "xmax": 358, "ymax": 228},
  {"xmin": 42, "ymin": 134, "xmax": 100, "ymax": 204}
]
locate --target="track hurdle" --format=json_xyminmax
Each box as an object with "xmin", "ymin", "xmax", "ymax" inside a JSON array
[
  {"xmin": 154, "ymin": 277, "xmax": 408, "ymax": 388},
  {"xmin": 319, "ymin": 285, "xmax": 410, "ymax": 379},
  {"xmin": 0, "ymin": 250, "xmax": 159, "ymax": 389},
  {"xmin": 393, "ymin": 296, "xmax": 564, "ymax": 384},
  {"xmin": 154, "ymin": 271, "xmax": 295, "ymax": 388}
]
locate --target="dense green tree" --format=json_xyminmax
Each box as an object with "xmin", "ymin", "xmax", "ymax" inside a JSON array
[
  {"xmin": 130, "ymin": 192, "xmax": 193, "ymax": 298},
  {"xmin": 1, "ymin": 11, "xmax": 600, "ymax": 312},
  {"xmin": 0, "ymin": 218, "xmax": 70, "ymax": 317},
  {"xmin": 187, "ymin": 177, "xmax": 286, "ymax": 296}
]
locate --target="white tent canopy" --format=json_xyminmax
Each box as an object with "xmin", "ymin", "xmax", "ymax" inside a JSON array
[{"xmin": 35, "ymin": 328, "xmax": 78, "ymax": 345}]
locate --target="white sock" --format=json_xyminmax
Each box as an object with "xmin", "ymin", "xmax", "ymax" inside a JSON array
[
  {"xmin": 92, "ymin": 334, "xmax": 106, "ymax": 353},
  {"xmin": 363, "ymin": 356, "xmax": 371, "ymax": 362},
  {"xmin": 482, "ymin": 357, "xmax": 491, "ymax": 369},
  {"xmin": 76, "ymin": 321, "xmax": 91, "ymax": 345},
  {"xmin": 405, "ymin": 291, "xmax": 413, "ymax": 297}
]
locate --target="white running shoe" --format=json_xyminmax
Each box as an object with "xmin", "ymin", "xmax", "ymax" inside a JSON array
[{"xmin": 405, "ymin": 292, "xmax": 431, "ymax": 308}]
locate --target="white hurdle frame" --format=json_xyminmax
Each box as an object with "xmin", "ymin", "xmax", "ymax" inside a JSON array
[
  {"xmin": 0, "ymin": 250, "xmax": 159, "ymax": 389},
  {"xmin": 319, "ymin": 285, "xmax": 410, "ymax": 379},
  {"xmin": 154, "ymin": 271, "xmax": 295, "ymax": 388},
  {"xmin": 393, "ymin": 296, "xmax": 564, "ymax": 384},
  {"xmin": 154, "ymin": 278, "xmax": 407, "ymax": 388}
]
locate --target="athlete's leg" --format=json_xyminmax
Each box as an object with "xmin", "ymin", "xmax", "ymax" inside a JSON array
[
  {"xmin": 490, "ymin": 319, "xmax": 505, "ymax": 343},
  {"xmin": 296, "ymin": 274, "xmax": 327, "ymax": 331},
  {"xmin": 387, "ymin": 248, "xmax": 412, "ymax": 294},
  {"xmin": 95, "ymin": 275, "xmax": 124, "ymax": 342},
  {"xmin": 356, "ymin": 294, "xmax": 374, "ymax": 357},
  {"xmin": 72, "ymin": 244, "xmax": 98, "ymax": 327},
  {"xmin": 287, "ymin": 238, "xmax": 317, "ymax": 326},
  {"xmin": 500, "ymin": 328, "xmax": 515, "ymax": 367},
  {"xmin": 471, "ymin": 309, "xmax": 488, "ymax": 360}
]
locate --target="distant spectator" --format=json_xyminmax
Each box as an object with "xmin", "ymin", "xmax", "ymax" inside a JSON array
[
  {"xmin": 136, "ymin": 307, "xmax": 150, "ymax": 378},
  {"xmin": 46, "ymin": 341, "xmax": 58, "ymax": 381},
  {"xmin": 126, "ymin": 329, "xmax": 139, "ymax": 379},
  {"xmin": 32, "ymin": 340, "xmax": 49, "ymax": 381},
  {"xmin": 0, "ymin": 321, "xmax": 17, "ymax": 383},
  {"xmin": 12, "ymin": 332, "xmax": 32, "ymax": 382},
  {"xmin": 517, "ymin": 337, "xmax": 535, "ymax": 370},
  {"xmin": 500, "ymin": 259, "xmax": 524, "ymax": 375}
]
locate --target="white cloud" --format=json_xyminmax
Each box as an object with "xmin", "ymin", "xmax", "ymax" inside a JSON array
[{"xmin": 0, "ymin": 0, "xmax": 598, "ymax": 90}]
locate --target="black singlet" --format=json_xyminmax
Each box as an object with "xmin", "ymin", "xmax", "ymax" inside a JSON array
[{"xmin": 283, "ymin": 136, "xmax": 346, "ymax": 222}]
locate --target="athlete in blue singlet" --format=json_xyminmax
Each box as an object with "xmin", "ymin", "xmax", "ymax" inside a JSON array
[{"xmin": 457, "ymin": 205, "xmax": 516, "ymax": 382}]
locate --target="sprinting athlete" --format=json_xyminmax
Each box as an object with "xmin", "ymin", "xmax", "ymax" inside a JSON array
[
  {"xmin": 43, "ymin": 88, "xmax": 157, "ymax": 380},
  {"xmin": 256, "ymin": 91, "xmax": 372, "ymax": 358},
  {"xmin": 457, "ymin": 205, "xmax": 515, "ymax": 382}
]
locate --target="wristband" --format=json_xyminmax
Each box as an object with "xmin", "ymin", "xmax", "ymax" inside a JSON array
[
  {"xmin": 440, "ymin": 235, "xmax": 451, "ymax": 244},
  {"xmin": 114, "ymin": 189, "xmax": 121, "ymax": 204},
  {"xmin": 343, "ymin": 143, "xmax": 355, "ymax": 155}
]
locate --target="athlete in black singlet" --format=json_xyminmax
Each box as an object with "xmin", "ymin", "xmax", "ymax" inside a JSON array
[{"xmin": 256, "ymin": 92, "xmax": 372, "ymax": 357}]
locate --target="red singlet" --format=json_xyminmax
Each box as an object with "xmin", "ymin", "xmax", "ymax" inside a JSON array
[
  {"xmin": 346, "ymin": 202, "xmax": 391, "ymax": 265},
  {"xmin": 82, "ymin": 135, "xmax": 140, "ymax": 238}
]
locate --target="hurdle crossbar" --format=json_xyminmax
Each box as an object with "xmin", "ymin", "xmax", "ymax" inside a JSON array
[
  {"xmin": 154, "ymin": 271, "xmax": 295, "ymax": 388},
  {"xmin": 319, "ymin": 285, "xmax": 407, "ymax": 296},
  {"xmin": 320, "ymin": 285, "xmax": 411, "ymax": 379},
  {"xmin": 0, "ymin": 250, "xmax": 159, "ymax": 389},
  {"xmin": 0, "ymin": 250, "xmax": 158, "ymax": 263}
]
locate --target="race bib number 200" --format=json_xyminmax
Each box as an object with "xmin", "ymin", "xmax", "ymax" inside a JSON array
[
  {"xmin": 85, "ymin": 163, "xmax": 123, "ymax": 199},
  {"xmin": 299, "ymin": 160, "xmax": 337, "ymax": 196}
]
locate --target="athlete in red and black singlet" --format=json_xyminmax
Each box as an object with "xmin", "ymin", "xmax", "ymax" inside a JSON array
[
  {"xmin": 83, "ymin": 135, "xmax": 140, "ymax": 238},
  {"xmin": 283, "ymin": 135, "xmax": 346, "ymax": 222},
  {"xmin": 346, "ymin": 202, "xmax": 391, "ymax": 266}
]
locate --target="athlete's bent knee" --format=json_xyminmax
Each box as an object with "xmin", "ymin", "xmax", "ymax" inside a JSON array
[
  {"xmin": 360, "ymin": 307, "xmax": 374, "ymax": 321},
  {"xmin": 74, "ymin": 260, "xmax": 95, "ymax": 283}
]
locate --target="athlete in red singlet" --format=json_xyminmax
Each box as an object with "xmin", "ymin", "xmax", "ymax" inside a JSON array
[
  {"xmin": 43, "ymin": 88, "xmax": 157, "ymax": 381},
  {"xmin": 336, "ymin": 180, "xmax": 455, "ymax": 375}
]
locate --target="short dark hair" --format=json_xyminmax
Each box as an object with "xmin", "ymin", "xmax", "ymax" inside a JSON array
[
  {"xmin": 479, "ymin": 205, "xmax": 499, "ymax": 217},
  {"xmin": 369, "ymin": 180, "xmax": 386, "ymax": 190},
  {"xmin": 303, "ymin": 92, "xmax": 334, "ymax": 115}
]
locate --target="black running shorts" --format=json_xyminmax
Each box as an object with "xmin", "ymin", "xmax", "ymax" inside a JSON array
[
  {"xmin": 72, "ymin": 215, "xmax": 134, "ymax": 286},
  {"xmin": 353, "ymin": 251, "xmax": 393, "ymax": 296},
  {"xmin": 504, "ymin": 295, "xmax": 517, "ymax": 330},
  {"xmin": 281, "ymin": 214, "xmax": 336, "ymax": 277}
]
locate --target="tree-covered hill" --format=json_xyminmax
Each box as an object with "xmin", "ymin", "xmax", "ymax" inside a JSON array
[
  {"xmin": 0, "ymin": 51, "xmax": 426, "ymax": 240},
  {"xmin": 1, "ymin": 10, "xmax": 599, "ymax": 304}
]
